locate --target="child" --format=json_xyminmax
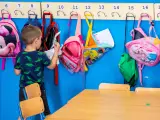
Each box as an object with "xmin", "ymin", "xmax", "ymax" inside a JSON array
[{"xmin": 14, "ymin": 25, "xmax": 60, "ymax": 117}]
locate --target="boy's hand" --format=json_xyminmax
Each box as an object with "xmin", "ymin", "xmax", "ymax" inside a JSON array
[{"xmin": 54, "ymin": 42, "xmax": 60, "ymax": 53}]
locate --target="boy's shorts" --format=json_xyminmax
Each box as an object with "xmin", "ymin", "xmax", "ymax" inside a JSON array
[{"xmin": 19, "ymin": 84, "xmax": 51, "ymax": 116}]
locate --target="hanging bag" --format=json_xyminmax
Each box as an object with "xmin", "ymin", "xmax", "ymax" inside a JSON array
[
  {"xmin": 126, "ymin": 13, "xmax": 160, "ymax": 85},
  {"xmin": 0, "ymin": 13, "xmax": 21, "ymax": 70},
  {"xmin": 42, "ymin": 12, "xmax": 60, "ymax": 85},
  {"xmin": 59, "ymin": 13, "xmax": 84, "ymax": 73},
  {"xmin": 23, "ymin": 13, "xmax": 42, "ymax": 29},
  {"xmin": 119, "ymin": 13, "xmax": 138, "ymax": 87},
  {"xmin": 83, "ymin": 13, "xmax": 109, "ymax": 71}
]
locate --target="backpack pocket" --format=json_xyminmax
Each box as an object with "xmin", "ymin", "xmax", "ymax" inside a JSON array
[{"xmin": 60, "ymin": 53, "xmax": 79, "ymax": 73}]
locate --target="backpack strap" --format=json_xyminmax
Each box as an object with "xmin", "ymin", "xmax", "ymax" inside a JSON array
[
  {"xmin": 1, "ymin": 58, "xmax": 6, "ymax": 70},
  {"xmin": 138, "ymin": 62, "xmax": 144, "ymax": 86},
  {"xmin": 84, "ymin": 12, "xmax": 94, "ymax": 47},
  {"xmin": 124, "ymin": 13, "xmax": 135, "ymax": 52},
  {"xmin": 28, "ymin": 13, "xmax": 38, "ymax": 23},
  {"xmin": 68, "ymin": 13, "xmax": 81, "ymax": 36},
  {"xmin": 137, "ymin": 13, "xmax": 152, "ymax": 28},
  {"xmin": 42, "ymin": 12, "xmax": 53, "ymax": 39},
  {"xmin": 1, "ymin": 13, "xmax": 11, "ymax": 20}
]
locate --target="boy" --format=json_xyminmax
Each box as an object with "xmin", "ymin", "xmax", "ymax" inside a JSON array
[{"xmin": 14, "ymin": 25, "xmax": 60, "ymax": 116}]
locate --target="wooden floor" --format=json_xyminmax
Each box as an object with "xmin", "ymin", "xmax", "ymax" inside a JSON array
[{"xmin": 45, "ymin": 90, "xmax": 160, "ymax": 120}]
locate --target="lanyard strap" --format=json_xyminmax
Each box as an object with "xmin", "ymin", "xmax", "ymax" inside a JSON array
[
  {"xmin": 84, "ymin": 12, "xmax": 94, "ymax": 47},
  {"xmin": 124, "ymin": 13, "xmax": 135, "ymax": 52}
]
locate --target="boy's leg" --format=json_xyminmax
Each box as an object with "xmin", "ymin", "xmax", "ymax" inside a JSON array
[
  {"xmin": 40, "ymin": 84, "xmax": 51, "ymax": 116},
  {"xmin": 18, "ymin": 88, "xmax": 26, "ymax": 120}
]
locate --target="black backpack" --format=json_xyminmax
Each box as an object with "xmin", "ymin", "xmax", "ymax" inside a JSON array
[{"xmin": 42, "ymin": 12, "xmax": 60, "ymax": 86}]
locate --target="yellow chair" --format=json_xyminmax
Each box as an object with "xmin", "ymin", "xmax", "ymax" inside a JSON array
[
  {"xmin": 99, "ymin": 83, "xmax": 130, "ymax": 91},
  {"xmin": 25, "ymin": 83, "xmax": 41, "ymax": 99},
  {"xmin": 135, "ymin": 87, "xmax": 160, "ymax": 93},
  {"xmin": 19, "ymin": 97, "xmax": 45, "ymax": 120}
]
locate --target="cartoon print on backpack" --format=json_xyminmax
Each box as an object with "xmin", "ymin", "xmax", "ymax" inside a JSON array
[
  {"xmin": 0, "ymin": 13, "xmax": 20, "ymax": 70},
  {"xmin": 0, "ymin": 25, "xmax": 17, "ymax": 56}
]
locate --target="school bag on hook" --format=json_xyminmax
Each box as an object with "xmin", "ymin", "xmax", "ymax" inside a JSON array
[
  {"xmin": 126, "ymin": 13, "xmax": 160, "ymax": 86},
  {"xmin": 119, "ymin": 13, "xmax": 138, "ymax": 87},
  {"xmin": 42, "ymin": 12, "xmax": 60, "ymax": 85},
  {"xmin": 0, "ymin": 13, "xmax": 21, "ymax": 70},
  {"xmin": 59, "ymin": 13, "xmax": 84, "ymax": 73},
  {"xmin": 23, "ymin": 13, "xmax": 42, "ymax": 29}
]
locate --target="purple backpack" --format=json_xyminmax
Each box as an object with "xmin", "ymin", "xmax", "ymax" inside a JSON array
[
  {"xmin": 0, "ymin": 13, "xmax": 21, "ymax": 70},
  {"xmin": 126, "ymin": 13, "xmax": 160, "ymax": 85}
]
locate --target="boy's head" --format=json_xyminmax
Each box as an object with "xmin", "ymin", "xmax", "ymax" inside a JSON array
[{"xmin": 21, "ymin": 25, "xmax": 42, "ymax": 50}]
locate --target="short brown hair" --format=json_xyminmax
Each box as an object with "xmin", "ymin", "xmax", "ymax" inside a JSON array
[{"xmin": 21, "ymin": 25, "xmax": 42, "ymax": 44}]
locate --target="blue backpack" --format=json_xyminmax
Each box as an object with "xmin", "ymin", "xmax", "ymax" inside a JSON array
[{"xmin": 23, "ymin": 13, "xmax": 42, "ymax": 29}]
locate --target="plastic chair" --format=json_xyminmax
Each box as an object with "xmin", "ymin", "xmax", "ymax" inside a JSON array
[
  {"xmin": 25, "ymin": 83, "xmax": 41, "ymax": 99},
  {"xmin": 19, "ymin": 97, "xmax": 45, "ymax": 120},
  {"xmin": 18, "ymin": 83, "xmax": 45, "ymax": 120},
  {"xmin": 99, "ymin": 83, "xmax": 130, "ymax": 91},
  {"xmin": 135, "ymin": 87, "xmax": 160, "ymax": 93}
]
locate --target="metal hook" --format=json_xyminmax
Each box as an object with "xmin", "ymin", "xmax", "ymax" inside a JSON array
[
  {"xmin": 97, "ymin": 11, "xmax": 107, "ymax": 18},
  {"xmin": 14, "ymin": 10, "xmax": 24, "ymax": 16},
  {"xmin": 28, "ymin": 10, "xmax": 36, "ymax": 15},
  {"xmin": 157, "ymin": 13, "xmax": 160, "ymax": 18},
  {"xmin": 57, "ymin": 10, "xmax": 66, "ymax": 16},
  {"xmin": 126, "ymin": 12, "xmax": 135, "ymax": 17},
  {"xmin": 84, "ymin": 11, "xmax": 94, "ymax": 16},
  {"xmin": 140, "ymin": 13, "xmax": 149, "ymax": 17},
  {"xmin": 43, "ymin": 10, "xmax": 51, "ymax": 13},
  {"xmin": 111, "ymin": 12, "xmax": 121, "ymax": 17},
  {"xmin": 1, "ymin": 9, "xmax": 9, "ymax": 15},
  {"xmin": 70, "ymin": 11, "xmax": 78, "ymax": 16}
]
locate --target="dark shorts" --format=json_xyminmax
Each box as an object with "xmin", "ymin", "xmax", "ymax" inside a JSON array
[{"xmin": 19, "ymin": 84, "xmax": 50, "ymax": 116}]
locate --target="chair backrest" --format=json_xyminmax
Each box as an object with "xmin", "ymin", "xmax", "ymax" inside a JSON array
[
  {"xmin": 135, "ymin": 87, "xmax": 160, "ymax": 93},
  {"xmin": 99, "ymin": 83, "xmax": 130, "ymax": 91},
  {"xmin": 25, "ymin": 83, "xmax": 41, "ymax": 99},
  {"xmin": 20, "ymin": 97, "xmax": 44, "ymax": 119}
]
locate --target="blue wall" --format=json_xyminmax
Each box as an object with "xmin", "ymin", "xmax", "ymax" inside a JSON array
[{"xmin": 1, "ymin": 0, "xmax": 160, "ymax": 120}]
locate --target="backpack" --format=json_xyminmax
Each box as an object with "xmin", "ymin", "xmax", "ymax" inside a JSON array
[
  {"xmin": 59, "ymin": 13, "xmax": 84, "ymax": 73},
  {"xmin": 42, "ymin": 12, "xmax": 60, "ymax": 86},
  {"xmin": 42, "ymin": 12, "xmax": 59, "ymax": 51},
  {"xmin": 126, "ymin": 13, "xmax": 160, "ymax": 85},
  {"xmin": 0, "ymin": 13, "xmax": 21, "ymax": 70},
  {"xmin": 23, "ymin": 13, "xmax": 42, "ymax": 29},
  {"xmin": 119, "ymin": 13, "xmax": 138, "ymax": 87}
]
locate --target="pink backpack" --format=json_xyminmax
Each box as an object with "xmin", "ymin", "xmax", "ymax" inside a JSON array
[
  {"xmin": 0, "ymin": 13, "xmax": 21, "ymax": 70},
  {"xmin": 59, "ymin": 13, "xmax": 84, "ymax": 73},
  {"xmin": 126, "ymin": 13, "xmax": 160, "ymax": 85}
]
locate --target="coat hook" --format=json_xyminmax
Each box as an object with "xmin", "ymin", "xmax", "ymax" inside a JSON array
[
  {"xmin": 1, "ymin": 9, "xmax": 10, "ymax": 15},
  {"xmin": 157, "ymin": 13, "xmax": 160, "ymax": 18},
  {"xmin": 97, "ymin": 11, "xmax": 107, "ymax": 18},
  {"xmin": 14, "ymin": 10, "xmax": 24, "ymax": 16},
  {"xmin": 126, "ymin": 12, "xmax": 135, "ymax": 17},
  {"xmin": 43, "ymin": 10, "xmax": 51, "ymax": 13},
  {"xmin": 84, "ymin": 11, "xmax": 94, "ymax": 17},
  {"xmin": 70, "ymin": 11, "xmax": 78, "ymax": 16},
  {"xmin": 140, "ymin": 13, "xmax": 149, "ymax": 17},
  {"xmin": 57, "ymin": 10, "xmax": 66, "ymax": 16},
  {"xmin": 111, "ymin": 12, "xmax": 121, "ymax": 17},
  {"xmin": 28, "ymin": 10, "xmax": 36, "ymax": 15}
]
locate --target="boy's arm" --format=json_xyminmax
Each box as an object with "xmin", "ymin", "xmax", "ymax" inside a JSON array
[
  {"xmin": 47, "ymin": 52, "xmax": 59, "ymax": 69},
  {"xmin": 14, "ymin": 69, "xmax": 21, "ymax": 75},
  {"xmin": 47, "ymin": 42, "xmax": 60, "ymax": 69},
  {"xmin": 14, "ymin": 54, "xmax": 21, "ymax": 75}
]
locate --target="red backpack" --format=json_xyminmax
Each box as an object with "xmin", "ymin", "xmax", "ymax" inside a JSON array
[{"xmin": 42, "ymin": 12, "xmax": 60, "ymax": 85}]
